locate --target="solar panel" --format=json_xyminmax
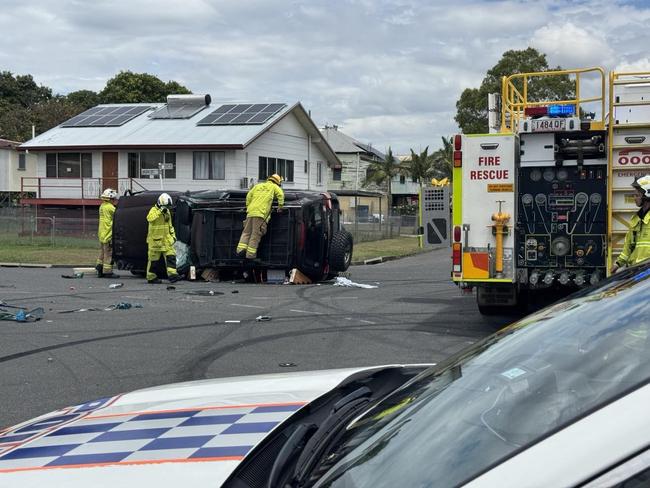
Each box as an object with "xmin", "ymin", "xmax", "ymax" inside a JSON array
[
  {"xmin": 197, "ymin": 103, "xmax": 287, "ymax": 126},
  {"xmin": 61, "ymin": 106, "xmax": 153, "ymax": 127}
]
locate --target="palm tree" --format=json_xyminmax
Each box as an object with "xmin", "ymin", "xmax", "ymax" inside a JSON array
[
  {"xmin": 402, "ymin": 147, "xmax": 436, "ymax": 247},
  {"xmin": 431, "ymin": 136, "xmax": 453, "ymax": 181},
  {"xmin": 363, "ymin": 147, "xmax": 399, "ymax": 218}
]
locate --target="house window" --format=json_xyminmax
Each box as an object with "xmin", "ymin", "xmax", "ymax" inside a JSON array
[
  {"xmin": 128, "ymin": 152, "xmax": 176, "ymax": 179},
  {"xmin": 193, "ymin": 151, "xmax": 225, "ymax": 180},
  {"xmin": 317, "ymin": 161, "xmax": 323, "ymax": 184},
  {"xmin": 332, "ymin": 168, "xmax": 342, "ymax": 181},
  {"xmin": 259, "ymin": 156, "xmax": 294, "ymax": 182},
  {"xmin": 46, "ymin": 153, "xmax": 92, "ymax": 178},
  {"xmin": 411, "ymin": 175, "xmax": 417, "ymax": 183},
  {"xmin": 400, "ymin": 175, "xmax": 406, "ymax": 184},
  {"xmin": 18, "ymin": 154, "xmax": 26, "ymax": 171}
]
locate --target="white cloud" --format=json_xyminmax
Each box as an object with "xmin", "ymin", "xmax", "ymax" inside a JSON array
[{"xmin": 1, "ymin": 0, "xmax": 650, "ymax": 153}]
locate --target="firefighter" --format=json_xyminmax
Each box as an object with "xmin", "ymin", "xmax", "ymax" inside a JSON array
[
  {"xmin": 611, "ymin": 174, "xmax": 650, "ymax": 273},
  {"xmin": 236, "ymin": 174, "xmax": 284, "ymax": 259},
  {"xmin": 96, "ymin": 188, "xmax": 119, "ymax": 278},
  {"xmin": 146, "ymin": 193, "xmax": 180, "ymax": 284}
]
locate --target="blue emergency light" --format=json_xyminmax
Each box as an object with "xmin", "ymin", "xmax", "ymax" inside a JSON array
[{"xmin": 548, "ymin": 104, "xmax": 575, "ymax": 116}]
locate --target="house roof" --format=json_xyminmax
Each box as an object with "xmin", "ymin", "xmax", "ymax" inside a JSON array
[
  {"xmin": 19, "ymin": 101, "xmax": 340, "ymax": 166},
  {"xmin": 0, "ymin": 138, "xmax": 21, "ymax": 150},
  {"xmin": 320, "ymin": 127, "xmax": 385, "ymax": 160}
]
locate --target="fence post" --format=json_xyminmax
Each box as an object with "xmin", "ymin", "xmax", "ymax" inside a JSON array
[
  {"xmin": 30, "ymin": 216, "xmax": 34, "ymax": 244},
  {"xmin": 51, "ymin": 216, "xmax": 56, "ymax": 246}
]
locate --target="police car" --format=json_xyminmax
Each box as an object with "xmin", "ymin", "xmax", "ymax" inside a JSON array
[{"xmin": 2, "ymin": 262, "xmax": 650, "ymax": 487}]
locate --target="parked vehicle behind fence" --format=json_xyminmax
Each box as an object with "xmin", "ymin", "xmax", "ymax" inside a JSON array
[{"xmin": 112, "ymin": 189, "xmax": 353, "ymax": 282}]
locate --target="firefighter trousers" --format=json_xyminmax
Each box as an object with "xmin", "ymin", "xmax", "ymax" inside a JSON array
[
  {"xmin": 146, "ymin": 249, "xmax": 178, "ymax": 282},
  {"xmin": 96, "ymin": 242, "xmax": 113, "ymax": 274},
  {"xmin": 236, "ymin": 217, "xmax": 267, "ymax": 259}
]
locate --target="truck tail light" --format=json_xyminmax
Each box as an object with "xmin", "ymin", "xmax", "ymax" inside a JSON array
[
  {"xmin": 524, "ymin": 106, "xmax": 548, "ymax": 117},
  {"xmin": 454, "ymin": 134, "xmax": 462, "ymax": 150},
  {"xmin": 452, "ymin": 243, "xmax": 462, "ymax": 273},
  {"xmin": 453, "ymin": 150, "xmax": 462, "ymax": 167},
  {"xmin": 453, "ymin": 225, "xmax": 461, "ymax": 242}
]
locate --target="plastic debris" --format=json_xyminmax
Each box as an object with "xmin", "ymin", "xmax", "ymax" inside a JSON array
[
  {"xmin": 255, "ymin": 315, "xmax": 272, "ymax": 322},
  {"xmin": 108, "ymin": 283, "xmax": 124, "ymax": 289},
  {"xmin": 333, "ymin": 277, "xmax": 378, "ymax": 289},
  {"xmin": 0, "ymin": 307, "xmax": 44, "ymax": 322},
  {"xmin": 104, "ymin": 302, "xmax": 132, "ymax": 311},
  {"xmin": 279, "ymin": 362, "xmax": 297, "ymax": 367},
  {"xmin": 185, "ymin": 290, "xmax": 223, "ymax": 296},
  {"xmin": 0, "ymin": 300, "xmax": 26, "ymax": 310},
  {"xmin": 58, "ymin": 307, "xmax": 100, "ymax": 314},
  {"xmin": 61, "ymin": 272, "xmax": 84, "ymax": 279}
]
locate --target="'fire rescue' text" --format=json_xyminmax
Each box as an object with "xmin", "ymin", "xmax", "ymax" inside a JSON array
[{"xmin": 470, "ymin": 156, "xmax": 509, "ymax": 180}]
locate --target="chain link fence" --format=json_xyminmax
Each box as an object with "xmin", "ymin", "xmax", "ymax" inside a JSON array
[
  {"xmin": 342, "ymin": 214, "xmax": 418, "ymax": 243},
  {"xmin": 0, "ymin": 208, "xmax": 98, "ymax": 247}
]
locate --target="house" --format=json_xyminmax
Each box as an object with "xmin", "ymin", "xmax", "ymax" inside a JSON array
[
  {"xmin": 320, "ymin": 125, "xmax": 387, "ymax": 221},
  {"xmin": 0, "ymin": 138, "xmax": 37, "ymax": 205},
  {"xmin": 19, "ymin": 95, "xmax": 340, "ymax": 209},
  {"xmin": 392, "ymin": 154, "xmax": 420, "ymax": 208}
]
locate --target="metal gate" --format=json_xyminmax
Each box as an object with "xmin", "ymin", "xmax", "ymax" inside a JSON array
[{"xmin": 421, "ymin": 186, "xmax": 450, "ymax": 247}]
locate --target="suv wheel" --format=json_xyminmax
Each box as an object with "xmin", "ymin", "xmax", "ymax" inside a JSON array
[{"xmin": 329, "ymin": 230, "xmax": 353, "ymax": 271}]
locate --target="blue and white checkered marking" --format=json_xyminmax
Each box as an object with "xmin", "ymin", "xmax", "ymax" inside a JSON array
[{"xmin": 0, "ymin": 403, "xmax": 303, "ymax": 471}]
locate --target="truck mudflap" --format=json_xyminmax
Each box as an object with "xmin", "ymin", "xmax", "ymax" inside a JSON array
[{"xmin": 476, "ymin": 284, "xmax": 521, "ymax": 315}]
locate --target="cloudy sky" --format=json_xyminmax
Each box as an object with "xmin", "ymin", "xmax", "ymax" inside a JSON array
[{"xmin": 2, "ymin": 0, "xmax": 650, "ymax": 154}]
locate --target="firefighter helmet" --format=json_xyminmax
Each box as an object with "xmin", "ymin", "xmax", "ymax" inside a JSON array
[
  {"xmin": 267, "ymin": 174, "xmax": 283, "ymax": 186},
  {"xmin": 157, "ymin": 193, "xmax": 172, "ymax": 208},
  {"xmin": 632, "ymin": 175, "xmax": 650, "ymax": 199},
  {"xmin": 101, "ymin": 188, "xmax": 118, "ymax": 200}
]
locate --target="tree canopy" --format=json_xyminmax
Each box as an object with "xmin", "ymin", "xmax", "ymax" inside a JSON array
[
  {"xmin": 455, "ymin": 48, "xmax": 574, "ymax": 134},
  {"xmin": 99, "ymin": 71, "xmax": 191, "ymax": 104},
  {"xmin": 363, "ymin": 147, "xmax": 400, "ymax": 215},
  {"xmin": 0, "ymin": 70, "xmax": 192, "ymax": 142}
]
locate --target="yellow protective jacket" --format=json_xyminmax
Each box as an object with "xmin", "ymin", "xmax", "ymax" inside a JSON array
[
  {"xmin": 616, "ymin": 210, "xmax": 650, "ymax": 267},
  {"xmin": 246, "ymin": 181, "xmax": 284, "ymax": 222},
  {"xmin": 146, "ymin": 205, "xmax": 176, "ymax": 252},
  {"xmin": 98, "ymin": 201, "xmax": 116, "ymax": 244}
]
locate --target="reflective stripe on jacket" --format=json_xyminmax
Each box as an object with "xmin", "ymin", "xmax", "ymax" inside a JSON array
[
  {"xmin": 245, "ymin": 181, "xmax": 284, "ymax": 222},
  {"xmin": 98, "ymin": 201, "xmax": 116, "ymax": 244},
  {"xmin": 146, "ymin": 206, "xmax": 176, "ymax": 252},
  {"xmin": 617, "ymin": 211, "xmax": 650, "ymax": 267}
]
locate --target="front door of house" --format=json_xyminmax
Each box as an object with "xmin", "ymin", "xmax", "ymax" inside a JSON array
[{"xmin": 102, "ymin": 152, "xmax": 118, "ymax": 193}]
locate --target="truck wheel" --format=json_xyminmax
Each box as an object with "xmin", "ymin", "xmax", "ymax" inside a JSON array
[{"xmin": 329, "ymin": 230, "xmax": 353, "ymax": 271}]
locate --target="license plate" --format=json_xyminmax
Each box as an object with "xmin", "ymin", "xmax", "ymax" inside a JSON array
[{"xmin": 531, "ymin": 118, "xmax": 566, "ymax": 132}]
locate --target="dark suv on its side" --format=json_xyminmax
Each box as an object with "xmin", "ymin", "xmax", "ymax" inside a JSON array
[{"xmin": 112, "ymin": 189, "xmax": 353, "ymax": 282}]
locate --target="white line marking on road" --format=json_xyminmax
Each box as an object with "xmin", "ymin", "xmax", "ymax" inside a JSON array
[
  {"xmin": 290, "ymin": 309, "xmax": 322, "ymax": 314},
  {"xmin": 345, "ymin": 317, "xmax": 353, "ymax": 321},
  {"xmin": 359, "ymin": 319, "xmax": 376, "ymax": 324},
  {"xmin": 230, "ymin": 303, "xmax": 264, "ymax": 309},
  {"xmin": 335, "ymin": 297, "xmax": 358, "ymax": 299}
]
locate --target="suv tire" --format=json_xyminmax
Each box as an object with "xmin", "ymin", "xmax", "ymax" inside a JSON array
[{"xmin": 329, "ymin": 230, "xmax": 353, "ymax": 271}]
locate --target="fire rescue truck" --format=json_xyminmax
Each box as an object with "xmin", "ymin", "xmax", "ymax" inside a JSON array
[{"xmin": 451, "ymin": 67, "xmax": 650, "ymax": 314}]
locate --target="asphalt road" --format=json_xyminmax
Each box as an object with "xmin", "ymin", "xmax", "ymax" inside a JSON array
[{"xmin": 0, "ymin": 248, "xmax": 521, "ymax": 428}]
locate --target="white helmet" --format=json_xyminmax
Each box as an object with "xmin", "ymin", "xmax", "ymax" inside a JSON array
[
  {"xmin": 157, "ymin": 193, "xmax": 172, "ymax": 208},
  {"xmin": 101, "ymin": 188, "xmax": 118, "ymax": 200},
  {"xmin": 632, "ymin": 175, "xmax": 650, "ymax": 199}
]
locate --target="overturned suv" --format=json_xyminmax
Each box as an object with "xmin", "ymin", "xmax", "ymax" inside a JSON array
[{"xmin": 112, "ymin": 189, "xmax": 353, "ymax": 282}]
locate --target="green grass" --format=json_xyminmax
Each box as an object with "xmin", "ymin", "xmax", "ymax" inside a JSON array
[
  {"xmin": 352, "ymin": 236, "xmax": 428, "ymax": 262},
  {"xmin": 0, "ymin": 235, "xmax": 428, "ymax": 265}
]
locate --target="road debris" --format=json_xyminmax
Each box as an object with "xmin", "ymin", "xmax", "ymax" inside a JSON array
[
  {"xmin": 108, "ymin": 283, "xmax": 124, "ymax": 289},
  {"xmin": 105, "ymin": 302, "xmax": 141, "ymax": 310},
  {"xmin": 167, "ymin": 285, "xmax": 176, "ymax": 290},
  {"xmin": 0, "ymin": 307, "xmax": 44, "ymax": 322},
  {"xmin": 288, "ymin": 268, "xmax": 312, "ymax": 285},
  {"xmin": 333, "ymin": 277, "xmax": 378, "ymax": 289},
  {"xmin": 61, "ymin": 272, "xmax": 84, "ymax": 279},
  {"xmin": 185, "ymin": 290, "xmax": 224, "ymax": 296},
  {"xmin": 58, "ymin": 307, "xmax": 100, "ymax": 314},
  {"xmin": 224, "ymin": 320, "xmax": 241, "ymax": 323},
  {"xmin": 279, "ymin": 362, "xmax": 297, "ymax": 367},
  {"xmin": 255, "ymin": 315, "xmax": 272, "ymax": 321}
]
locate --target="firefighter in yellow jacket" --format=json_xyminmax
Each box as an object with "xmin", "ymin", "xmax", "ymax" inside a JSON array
[
  {"xmin": 96, "ymin": 188, "xmax": 119, "ymax": 278},
  {"xmin": 611, "ymin": 175, "xmax": 650, "ymax": 273},
  {"xmin": 146, "ymin": 193, "xmax": 180, "ymax": 284},
  {"xmin": 236, "ymin": 174, "xmax": 284, "ymax": 259}
]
